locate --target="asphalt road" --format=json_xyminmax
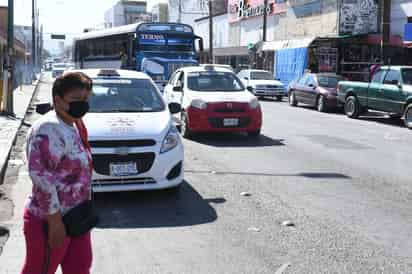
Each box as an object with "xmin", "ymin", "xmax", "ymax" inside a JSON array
[{"xmin": 1, "ymin": 74, "xmax": 412, "ymax": 273}]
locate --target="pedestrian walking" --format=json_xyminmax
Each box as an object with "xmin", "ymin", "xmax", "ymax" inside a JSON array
[{"xmin": 21, "ymin": 72, "xmax": 97, "ymax": 274}]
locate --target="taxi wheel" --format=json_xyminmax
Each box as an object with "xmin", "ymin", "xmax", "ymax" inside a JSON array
[
  {"xmin": 165, "ymin": 183, "xmax": 181, "ymax": 195},
  {"xmin": 180, "ymin": 113, "xmax": 192, "ymax": 138},
  {"xmin": 276, "ymin": 96, "xmax": 283, "ymax": 102}
]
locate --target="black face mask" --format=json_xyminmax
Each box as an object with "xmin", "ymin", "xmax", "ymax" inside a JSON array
[{"xmin": 67, "ymin": 101, "xmax": 89, "ymax": 118}]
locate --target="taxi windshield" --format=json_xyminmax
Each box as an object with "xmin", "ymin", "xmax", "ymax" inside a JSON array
[
  {"xmin": 89, "ymin": 78, "xmax": 165, "ymax": 113},
  {"xmin": 187, "ymin": 72, "xmax": 244, "ymax": 92}
]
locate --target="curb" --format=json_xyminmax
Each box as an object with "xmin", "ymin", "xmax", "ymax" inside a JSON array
[{"xmin": 0, "ymin": 76, "xmax": 42, "ymax": 184}]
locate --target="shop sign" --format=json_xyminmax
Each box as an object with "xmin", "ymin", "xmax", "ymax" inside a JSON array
[
  {"xmin": 228, "ymin": 0, "xmax": 287, "ymax": 23},
  {"xmin": 339, "ymin": 0, "xmax": 378, "ymax": 35}
]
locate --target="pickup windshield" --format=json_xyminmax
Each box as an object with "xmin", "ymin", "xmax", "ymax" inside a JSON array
[
  {"xmin": 187, "ymin": 72, "xmax": 245, "ymax": 92},
  {"xmin": 89, "ymin": 78, "xmax": 165, "ymax": 113},
  {"xmin": 401, "ymin": 69, "xmax": 412, "ymax": 85}
]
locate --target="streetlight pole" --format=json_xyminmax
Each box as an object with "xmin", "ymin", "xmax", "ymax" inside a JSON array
[
  {"xmin": 208, "ymin": 0, "xmax": 213, "ymax": 63},
  {"xmin": 32, "ymin": 0, "xmax": 36, "ymax": 74},
  {"xmin": 261, "ymin": 0, "xmax": 268, "ymax": 70}
]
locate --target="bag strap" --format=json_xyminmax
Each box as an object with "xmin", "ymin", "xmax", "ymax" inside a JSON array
[{"xmin": 74, "ymin": 119, "xmax": 94, "ymax": 201}]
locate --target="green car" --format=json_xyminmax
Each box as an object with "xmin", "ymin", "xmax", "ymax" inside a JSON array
[{"xmin": 337, "ymin": 66, "xmax": 412, "ymax": 129}]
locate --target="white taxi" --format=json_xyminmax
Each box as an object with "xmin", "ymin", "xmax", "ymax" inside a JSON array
[
  {"xmin": 80, "ymin": 69, "xmax": 183, "ymax": 192},
  {"xmin": 164, "ymin": 66, "xmax": 262, "ymax": 138}
]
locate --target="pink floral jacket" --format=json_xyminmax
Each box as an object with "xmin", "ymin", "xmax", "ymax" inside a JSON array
[{"xmin": 25, "ymin": 111, "xmax": 92, "ymax": 219}]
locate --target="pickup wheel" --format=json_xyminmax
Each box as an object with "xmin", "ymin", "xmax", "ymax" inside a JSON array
[
  {"xmin": 289, "ymin": 91, "xmax": 298, "ymax": 107},
  {"xmin": 403, "ymin": 104, "xmax": 412, "ymax": 129},
  {"xmin": 344, "ymin": 96, "xmax": 360, "ymax": 119}
]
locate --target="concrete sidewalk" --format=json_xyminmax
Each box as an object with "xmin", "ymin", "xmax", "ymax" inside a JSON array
[{"xmin": 0, "ymin": 78, "xmax": 40, "ymax": 181}]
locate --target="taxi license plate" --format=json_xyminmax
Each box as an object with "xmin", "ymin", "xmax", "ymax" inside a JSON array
[
  {"xmin": 223, "ymin": 118, "xmax": 239, "ymax": 127},
  {"xmin": 110, "ymin": 162, "xmax": 138, "ymax": 176}
]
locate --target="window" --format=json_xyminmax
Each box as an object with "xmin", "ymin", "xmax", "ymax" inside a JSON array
[
  {"xmin": 177, "ymin": 72, "xmax": 185, "ymax": 87},
  {"xmin": 298, "ymin": 75, "xmax": 309, "ymax": 85},
  {"xmin": 306, "ymin": 75, "xmax": 316, "ymax": 87},
  {"xmin": 187, "ymin": 72, "xmax": 245, "ymax": 92},
  {"xmin": 383, "ymin": 70, "xmax": 400, "ymax": 85},
  {"xmin": 317, "ymin": 76, "xmax": 344, "ymax": 88},
  {"xmin": 169, "ymin": 71, "xmax": 179, "ymax": 85},
  {"xmin": 408, "ymin": 17, "xmax": 412, "ymax": 23},
  {"xmin": 372, "ymin": 70, "xmax": 386, "ymax": 83},
  {"xmin": 89, "ymin": 79, "xmax": 165, "ymax": 113},
  {"xmin": 401, "ymin": 69, "xmax": 412, "ymax": 85},
  {"xmin": 251, "ymin": 71, "xmax": 273, "ymax": 80}
]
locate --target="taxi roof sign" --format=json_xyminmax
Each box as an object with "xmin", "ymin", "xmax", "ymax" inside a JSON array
[{"xmin": 51, "ymin": 34, "xmax": 66, "ymax": 40}]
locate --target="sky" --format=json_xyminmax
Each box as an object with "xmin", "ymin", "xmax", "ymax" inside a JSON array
[{"xmin": 0, "ymin": 0, "xmax": 166, "ymax": 53}]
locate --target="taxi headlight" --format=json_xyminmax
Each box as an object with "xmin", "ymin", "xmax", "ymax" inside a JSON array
[
  {"xmin": 249, "ymin": 98, "xmax": 260, "ymax": 109},
  {"xmin": 160, "ymin": 126, "xmax": 180, "ymax": 153},
  {"xmin": 191, "ymin": 99, "xmax": 208, "ymax": 110}
]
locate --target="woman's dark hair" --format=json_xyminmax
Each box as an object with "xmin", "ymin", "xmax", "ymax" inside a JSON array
[{"xmin": 52, "ymin": 72, "xmax": 93, "ymax": 98}]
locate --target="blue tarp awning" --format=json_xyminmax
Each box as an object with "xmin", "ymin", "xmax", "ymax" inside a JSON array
[{"xmin": 275, "ymin": 47, "xmax": 308, "ymax": 87}]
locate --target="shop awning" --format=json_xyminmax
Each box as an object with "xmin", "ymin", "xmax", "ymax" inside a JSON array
[
  {"xmin": 213, "ymin": 46, "xmax": 249, "ymax": 57},
  {"xmin": 262, "ymin": 37, "xmax": 315, "ymax": 51}
]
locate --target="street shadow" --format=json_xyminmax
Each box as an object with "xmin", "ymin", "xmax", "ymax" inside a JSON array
[
  {"xmin": 258, "ymin": 97, "xmax": 285, "ymax": 102},
  {"xmin": 185, "ymin": 170, "xmax": 351, "ymax": 179},
  {"xmin": 189, "ymin": 133, "xmax": 285, "ymax": 147},
  {"xmin": 94, "ymin": 181, "xmax": 224, "ymax": 229},
  {"xmin": 358, "ymin": 115, "xmax": 405, "ymax": 128}
]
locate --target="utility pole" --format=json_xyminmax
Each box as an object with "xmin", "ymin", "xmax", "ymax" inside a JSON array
[
  {"xmin": 208, "ymin": 0, "xmax": 213, "ymax": 63},
  {"xmin": 2, "ymin": 0, "xmax": 14, "ymax": 115},
  {"xmin": 381, "ymin": 0, "xmax": 391, "ymax": 65},
  {"xmin": 263, "ymin": 0, "xmax": 268, "ymax": 42}
]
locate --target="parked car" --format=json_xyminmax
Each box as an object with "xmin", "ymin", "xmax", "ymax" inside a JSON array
[
  {"xmin": 337, "ymin": 66, "xmax": 412, "ymax": 129},
  {"xmin": 237, "ymin": 69, "xmax": 286, "ymax": 101},
  {"xmin": 52, "ymin": 63, "xmax": 67, "ymax": 78},
  {"xmin": 163, "ymin": 66, "xmax": 262, "ymax": 138},
  {"xmin": 288, "ymin": 73, "xmax": 345, "ymax": 112},
  {"xmin": 37, "ymin": 69, "xmax": 184, "ymax": 192}
]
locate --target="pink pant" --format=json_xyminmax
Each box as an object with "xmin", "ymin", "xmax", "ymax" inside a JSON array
[{"xmin": 21, "ymin": 209, "xmax": 93, "ymax": 274}]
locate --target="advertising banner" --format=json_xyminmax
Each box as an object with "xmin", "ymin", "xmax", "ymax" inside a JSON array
[
  {"xmin": 228, "ymin": 0, "xmax": 287, "ymax": 23},
  {"xmin": 339, "ymin": 0, "xmax": 378, "ymax": 35}
]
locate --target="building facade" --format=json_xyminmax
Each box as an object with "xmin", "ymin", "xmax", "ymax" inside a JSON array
[
  {"xmin": 168, "ymin": 0, "xmax": 209, "ymax": 25},
  {"xmin": 151, "ymin": 3, "xmax": 169, "ymax": 22},
  {"xmin": 104, "ymin": 0, "xmax": 150, "ymax": 28},
  {"xmin": 188, "ymin": 0, "xmax": 410, "ymax": 84}
]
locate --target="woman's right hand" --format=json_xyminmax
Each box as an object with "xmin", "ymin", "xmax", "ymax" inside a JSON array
[{"xmin": 47, "ymin": 212, "xmax": 66, "ymax": 249}]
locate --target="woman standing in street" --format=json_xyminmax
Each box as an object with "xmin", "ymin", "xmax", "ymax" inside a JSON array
[{"xmin": 21, "ymin": 72, "xmax": 94, "ymax": 274}]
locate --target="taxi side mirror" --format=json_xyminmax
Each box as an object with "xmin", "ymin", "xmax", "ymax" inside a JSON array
[
  {"xmin": 173, "ymin": 86, "xmax": 182, "ymax": 92},
  {"xmin": 36, "ymin": 103, "xmax": 52, "ymax": 115},
  {"xmin": 169, "ymin": 102, "xmax": 181, "ymax": 114}
]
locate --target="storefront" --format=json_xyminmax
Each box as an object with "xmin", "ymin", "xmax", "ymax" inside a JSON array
[{"xmin": 262, "ymin": 34, "xmax": 409, "ymax": 86}]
